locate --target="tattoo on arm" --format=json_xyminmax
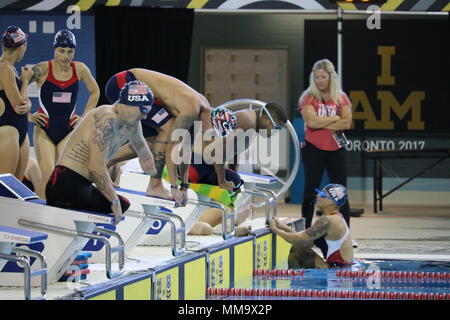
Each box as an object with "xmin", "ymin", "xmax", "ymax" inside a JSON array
[
  {"xmin": 305, "ymin": 216, "xmax": 331, "ymax": 240},
  {"xmin": 30, "ymin": 63, "xmax": 47, "ymax": 84},
  {"xmin": 169, "ymin": 114, "xmax": 196, "ymax": 145},
  {"xmin": 89, "ymin": 170, "xmax": 106, "ymax": 191},
  {"xmin": 92, "ymin": 113, "xmax": 117, "ymax": 152}
]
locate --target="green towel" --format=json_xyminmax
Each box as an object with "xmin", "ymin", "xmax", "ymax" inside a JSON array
[{"xmin": 162, "ymin": 167, "xmax": 237, "ymax": 208}]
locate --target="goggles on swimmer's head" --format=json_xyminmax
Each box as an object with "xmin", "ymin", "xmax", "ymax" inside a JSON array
[
  {"xmin": 259, "ymin": 106, "xmax": 280, "ymax": 130},
  {"xmin": 315, "ymin": 183, "xmax": 347, "ymax": 207},
  {"xmin": 315, "ymin": 189, "xmax": 330, "ymax": 200},
  {"xmin": 137, "ymin": 105, "xmax": 152, "ymax": 114}
]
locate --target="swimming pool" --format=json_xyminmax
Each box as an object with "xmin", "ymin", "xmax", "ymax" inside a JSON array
[{"xmin": 207, "ymin": 259, "xmax": 450, "ymax": 300}]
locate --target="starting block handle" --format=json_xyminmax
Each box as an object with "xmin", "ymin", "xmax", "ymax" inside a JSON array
[
  {"xmin": 141, "ymin": 203, "xmax": 186, "ymax": 256},
  {"xmin": 18, "ymin": 219, "xmax": 124, "ymax": 280},
  {"xmin": 0, "ymin": 252, "xmax": 33, "ymax": 300},
  {"xmin": 242, "ymin": 189, "xmax": 275, "ymax": 226},
  {"xmin": 78, "ymin": 230, "xmax": 124, "ymax": 280},
  {"xmin": 187, "ymin": 199, "xmax": 235, "ymax": 240},
  {"xmin": 11, "ymin": 247, "xmax": 48, "ymax": 299},
  {"xmin": 94, "ymin": 227, "xmax": 125, "ymax": 276},
  {"xmin": 254, "ymin": 186, "xmax": 278, "ymax": 218},
  {"xmin": 145, "ymin": 212, "xmax": 186, "ymax": 257}
]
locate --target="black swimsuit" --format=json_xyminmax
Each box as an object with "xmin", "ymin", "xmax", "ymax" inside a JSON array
[
  {"xmin": 0, "ymin": 77, "xmax": 28, "ymax": 146},
  {"xmin": 46, "ymin": 165, "xmax": 130, "ymax": 214}
]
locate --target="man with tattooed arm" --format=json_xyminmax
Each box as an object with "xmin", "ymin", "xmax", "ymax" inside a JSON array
[
  {"xmin": 104, "ymin": 68, "xmax": 212, "ymax": 207},
  {"xmin": 45, "ymin": 80, "xmax": 157, "ymax": 224},
  {"xmin": 269, "ymin": 183, "xmax": 353, "ymax": 269}
]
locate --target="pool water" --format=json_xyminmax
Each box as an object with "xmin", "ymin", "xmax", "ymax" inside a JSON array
[{"xmin": 208, "ymin": 259, "xmax": 450, "ymax": 300}]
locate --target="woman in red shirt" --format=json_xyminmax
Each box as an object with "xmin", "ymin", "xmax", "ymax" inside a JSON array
[{"xmin": 297, "ymin": 59, "xmax": 353, "ymax": 257}]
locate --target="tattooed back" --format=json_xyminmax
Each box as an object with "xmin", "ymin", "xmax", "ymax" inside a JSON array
[{"xmin": 57, "ymin": 105, "xmax": 133, "ymax": 181}]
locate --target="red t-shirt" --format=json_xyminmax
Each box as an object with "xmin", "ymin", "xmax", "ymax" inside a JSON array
[{"xmin": 297, "ymin": 92, "xmax": 351, "ymax": 151}]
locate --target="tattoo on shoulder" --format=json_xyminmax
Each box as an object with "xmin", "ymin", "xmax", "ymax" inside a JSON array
[
  {"xmin": 30, "ymin": 63, "xmax": 48, "ymax": 83},
  {"xmin": 92, "ymin": 113, "xmax": 117, "ymax": 152},
  {"xmin": 305, "ymin": 216, "xmax": 331, "ymax": 240}
]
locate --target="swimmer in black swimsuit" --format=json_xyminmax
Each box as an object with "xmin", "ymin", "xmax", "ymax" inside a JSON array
[
  {"xmin": 0, "ymin": 26, "xmax": 33, "ymax": 180},
  {"xmin": 28, "ymin": 29, "xmax": 99, "ymax": 199}
]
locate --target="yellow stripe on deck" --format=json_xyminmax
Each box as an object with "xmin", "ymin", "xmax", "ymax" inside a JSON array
[
  {"xmin": 380, "ymin": 0, "xmax": 404, "ymax": 11},
  {"xmin": 442, "ymin": 2, "xmax": 450, "ymax": 11},
  {"xmin": 337, "ymin": 1, "xmax": 357, "ymax": 10},
  {"xmin": 124, "ymin": 278, "xmax": 151, "ymax": 300},
  {"xmin": 234, "ymin": 241, "xmax": 254, "ymax": 287},
  {"xmin": 184, "ymin": 257, "xmax": 207, "ymax": 300},
  {"xmin": 187, "ymin": 0, "xmax": 209, "ymax": 9},
  {"xmin": 105, "ymin": 0, "xmax": 121, "ymax": 6},
  {"xmin": 75, "ymin": 0, "xmax": 97, "ymax": 11},
  {"xmin": 90, "ymin": 290, "xmax": 116, "ymax": 300}
]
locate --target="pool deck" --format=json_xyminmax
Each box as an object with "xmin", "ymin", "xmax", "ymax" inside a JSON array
[{"xmin": 254, "ymin": 202, "xmax": 450, "ymax": 261}]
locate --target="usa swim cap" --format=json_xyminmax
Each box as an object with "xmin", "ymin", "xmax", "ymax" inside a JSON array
[
  {"xmin": 118, "ymin": 80, "xmax": 154, "ymax": 107},
  {"xmin": 323, "ymin": 183, "xmax": 348, "ymax": 207},
  {"xmin": 53, "ymin": 29, "xmax": 76, "ymax": 48},
  {"xmin": 2, "ymin": 26, "xmax": 27, "ymax": 48},
  {"xmin": 211, "ymin": 107, "xmax": 237, "ymax": 138}
]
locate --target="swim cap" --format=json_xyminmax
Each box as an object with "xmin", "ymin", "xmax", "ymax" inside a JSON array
[
  {"xmin": 211, "ymin": 107, "xmax": 237, "ymax": 138},
  {"xmin": 322, "ymin": 183, "xmax": 348, "ymax": 207},
  {"xmin": 2, "ymin": 26, "xmax": 27, "ymax": 48},
  {"xmin": 53, "ymin": 29, "xmax": 76, "ymax": 48},
  {"xmin": 118, "ymin": 80, "xmax": 154, "ymax": 108}
]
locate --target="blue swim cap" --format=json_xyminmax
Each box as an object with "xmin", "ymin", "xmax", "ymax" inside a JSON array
[
  {"xmin": 322, "ymin": 183, "xmax": 348, "ymax": 207},
  {"xmin": 53, "ymin": 29, "xmax": 76, "ymax": 48},
  {"xmin": 2, "ymin": 26, "xmax": 27, "ymax": 48},
  {"xmin": 118, "ymin": 80, "xmax": 154, "ymax": 108}
]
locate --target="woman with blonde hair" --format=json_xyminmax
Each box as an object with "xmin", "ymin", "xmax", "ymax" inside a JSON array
[{"xmin": 297, "ymin": 59, "xmax": 353, "ymax": 257}]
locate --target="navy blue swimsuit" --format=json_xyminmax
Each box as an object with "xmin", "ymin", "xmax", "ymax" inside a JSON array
[
  {"xmin": 105, "ymin": 70, "xmax": 172, "ymax": 137},
  {"xmin": 0, "ymin": 76, "xmax": 28, "ymax": 146},
  {"xmin": 38, "ymin": 60, "xmax": 79, "ymax": 145}
]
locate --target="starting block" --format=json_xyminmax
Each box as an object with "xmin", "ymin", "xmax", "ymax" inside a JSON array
[
  {"xmin": 0, "ymin": 174, "xmax": 125, "ymax": 286},
  {"xmin": 0, "ymin": 225, "xmax": 48, "ymax": 300}
]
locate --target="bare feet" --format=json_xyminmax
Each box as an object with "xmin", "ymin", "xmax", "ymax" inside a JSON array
[
  {"xmin": 146, "ymin": 184, "xmax": 174, "ymax": 200},
  {"xmin": 234, "ymin": 225, "xmax": 252, "ymax": 237},
  {"xmin": 188, "ymin": 222, "xmax": 214, "ymax": 235}
]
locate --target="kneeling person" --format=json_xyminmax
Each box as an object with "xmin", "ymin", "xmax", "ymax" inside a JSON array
[
  {"xmin": 45, "ymin": 80, "xmax": 157, "ymax": 224},
  {"xmin": 269, "ymin": 183, "xmax": 353, "ymax": 268}
]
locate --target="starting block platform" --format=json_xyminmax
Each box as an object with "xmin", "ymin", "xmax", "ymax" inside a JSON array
[{"xmin": 0, "ymin": 217, "xmax": 304, "ymax": 300}]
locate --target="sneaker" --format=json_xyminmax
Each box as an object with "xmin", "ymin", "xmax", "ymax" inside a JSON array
[{"xmin": 352, "ymin": 240, "xmax": 359, "ymax": 248}]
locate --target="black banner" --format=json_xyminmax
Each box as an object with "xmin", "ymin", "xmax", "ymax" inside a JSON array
[
  {"xmin": 304, "ymin": 18, "xmax": 449, "ymax": 137},
  {"xmin": 304, "ymin": 18, "xmax": 450, "ymax": 178}
]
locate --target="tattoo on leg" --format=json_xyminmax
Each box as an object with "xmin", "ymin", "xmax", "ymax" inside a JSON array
[{"xmin": 153, "ymin": 151, "xmax": 166, "ymax": 179}]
